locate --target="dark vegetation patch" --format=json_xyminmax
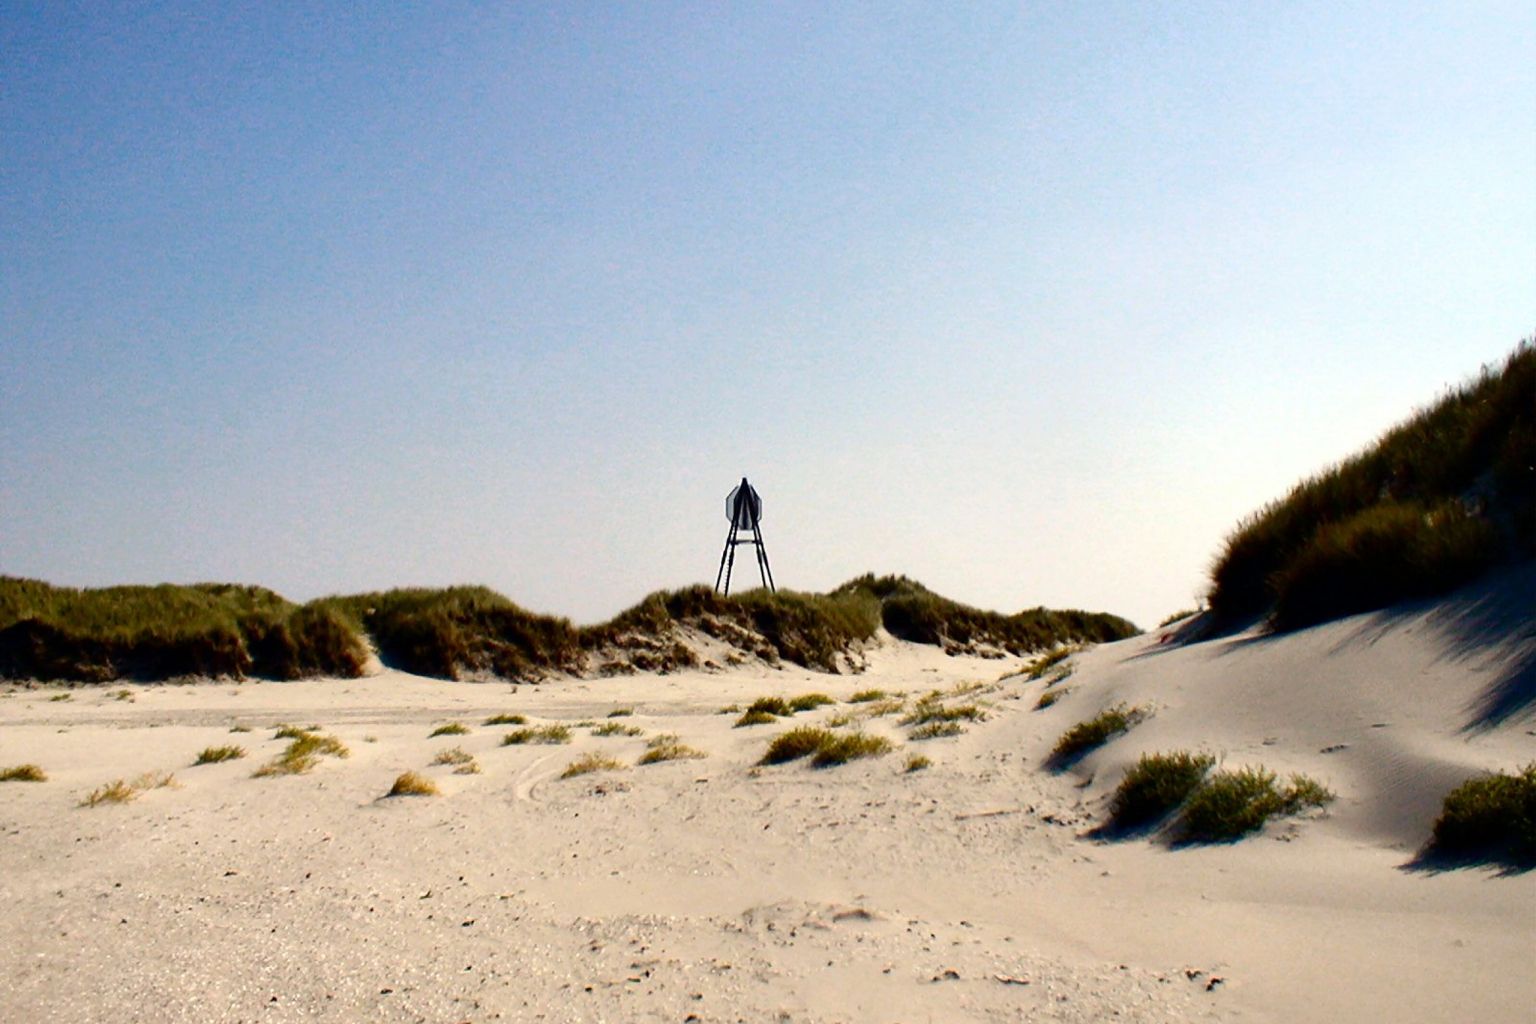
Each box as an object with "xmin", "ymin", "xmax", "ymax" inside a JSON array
[
  {"xmin": 1177, "ymin": 767, "xmax": 1333, "ymax": 843},
  {"xmin": 1, "ymin": 764, "xmax": 47, "ymax": 782},
  {"xmin": 0, "ymin": 579, "xmax": 367, "ymax": 683},
  {"xmin": 1103, "ymin": 751, "xmax": 1215, "ymax": 833},
  {"xmin": 1209, "ymin": 341, "xmax": 1534, "ymax": 631},
  {"xmin": 1426, "ymin": 763, "xmax": 1536, "ymax": 868},
  {"xmin": 760, "ymin": 726, "xmax": 893, "ymax": 767}
]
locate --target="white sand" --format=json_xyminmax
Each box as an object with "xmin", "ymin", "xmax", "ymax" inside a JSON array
[{"xmin": 3, "ymin": 572, "xmax": 1533, "ymax": 1023}]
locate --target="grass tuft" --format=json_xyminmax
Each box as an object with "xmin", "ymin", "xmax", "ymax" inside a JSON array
[
  {"xmin": 733, "ymin": 708, "xmax": 778, "ymax": 728},
  {"xmin": 788, "ymin": 692, "xmax": 835, "ymax": 712},
  {"xmin": 1, "ymin": 763, "xmax": 47, "ymax": 782},
  {"xmin": 81, "ymin": 778, "xmax": 136, "ymax": 806},
  {"xmin": 1427, "ymin": 763, "xmax": 1536, "ymax": 865},
  {"xmin": 1035, "ymin": 688, "xmax": 1071, "ymax": 710},
  {"xmin": 1047, "ymin": 704, "xmax": 1147, "ymax": 766},
  {"xmin": 387, "ymin": 770, "xmax": 440, "ymax": 797},
  {"xmin": 1024, "ymin": 648, "xmax": 1073, "ymax": 680},
  {"xmin": 591, "ymin": 721, "xmax": 644, "ymax": 737},
  {"xmin": 253, "ymin": 730, "xmax": 349, "ymax": 777},
  {"xmin": 502, "ymin": 724, "xmax": 572, "ymax": 745},
  {"xmin": 909, "ymin": 721, "xmax": 965, "ymax": 740},
  {"xmin": 429, "ymin": 722, "xmax": 469, "ymax": 737},
  {"xmin": 849, "ymin": 689, "xmax": 888, "ymax": 703},
  {"xmin": 637, "ymin": 733, "xmax": 707, "ymax": 765},
  {"xmin": 1178, "ymin": 767, "xmax": 1333, "ymax": 843},
  {"xmin": 1106, "ymin": 751, "xmax": 1215, "ymax": 832},
  {"xmin": 901, "ymin": 702, "xmax": 986, "ymax": 727},
  {"xmin": 483, "ymin": 713, "xmax": 526, "ymax": 726},
  {"xmin": 761, "ymin": 726, "xmax": 892, "ymax": 767},
  {"xmin": 430, "ymin": 746, "xmax": 474, "ymax": 766},
  {"xmin": 560, "ymin": 752, "xmax": 625, "ymax": 778},
  {"xmin": 193, "ymin": 745, "xmax": 246, "ymax": 766},
  {"xmin": 905, "ymin": 754, "xmax": 932, "ymax": 772},
  {"xmin": 606, "ymin": 707, "xmax": 633, "ymax": 717}
]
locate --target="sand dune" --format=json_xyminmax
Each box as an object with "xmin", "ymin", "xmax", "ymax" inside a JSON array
[{"xmin": 2, "ymin": 572, "xmax": 1532, "ymax": 1023}]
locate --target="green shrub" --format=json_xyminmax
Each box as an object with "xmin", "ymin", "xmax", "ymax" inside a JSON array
[
  {"xmin": 1428, "ymin": 763, "xmax": 1536, "ymax": 865},
  {"xmin": 429, "ymin": 722, "xmax": 469, "ymax": 737},
  {"xmin": 1106, "ymin": 752, "xmax": 1214, "ymax": 831},
  {"xmin": 193, "ymin": 745, "xmax": 246, "ymax": 766},
  {"xmin": 387, "ymin": 771, "xmax": 440, "ymax": 796},
  {"xmin": 1047, "ymin": 704, "xmax": 1147, "ymax": 766},
  {"xmin": 637, "ymin": 734, "xmax": 706, "ymax": 765},
  {"xmin": 1178, "ymin": 767, "xmax": 1333, "ymax": 842},
  {"xmin": 501, "ymin": 725, "xmax": 571, "ymax": 745},
  {"xmin": 0, "ymin": 764, "xmax": 46, "ymax": 782}
]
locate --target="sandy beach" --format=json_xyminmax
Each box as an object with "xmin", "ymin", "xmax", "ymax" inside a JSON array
[{"xmin": 3, "ymin": 570, "xmax": 1533, "ymax": 1023}]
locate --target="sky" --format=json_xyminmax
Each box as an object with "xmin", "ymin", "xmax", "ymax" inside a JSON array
[{"xmin": 3, "ymin": 2, "xmax": 1533, "ymax": 630}]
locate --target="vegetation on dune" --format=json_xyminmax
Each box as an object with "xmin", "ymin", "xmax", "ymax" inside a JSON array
[
  {"xmin": 908, "ymin": 721, "xmax": 966, "ymax": 740},
  {"xmin": 0, "ymin": 578, "xmax": 368, "ymax": 683},
  {"xmin": 1177, "ymin": 767, "xmax": 1333, "ymax": 843},
  {"xmin": 904, "ymin": 754, "xmax": 932, "ymax": 772},
  {"xmin": 430, "ymin": 746, "xmax": 475, "ymax": 767},
  {"xmin": 1, "ymin": 764, "xmax": 47, "ymax": 782},
  {"xmin": 1047, "ymin": 704, "xmax": 1148, "ymax": 767},
  {"xmin": 1209, "ymin": 341, "xmax": 1534, "ymax": 630},
  {"xmin": 637, "ymin": 733, "xmax": 707, "ymax": 765},
  {"xmin": 192, "ymin": 745, "xmax": 246, "ymax": 766},
  {"xmin": 591, "ymin": 721, "xmax": 643, "ymax": 737},
  {"xmin": 386, "ymin": 770, "xmax": 440, "ymax": 797},
  {"xmin": 832, "ymin": 575, "xmax": 1138, "ymax": 655},
  {"xmin": 1427, "ymin": 764, "xmax": 1536, "ymax": 867},
  {"xmin": 429, "ymin": 722, "xmax": 469, "ymax": 737},
  {"xmin": 253, "ymin": 731, "xmax": 349, "ymax": 777},
  {"xmin": 559, "ymin": 752, "xmax": 625, "ymax": 779},
  {"xmin": 483, "ymin": 713, "xmax": 526, "ymax": 726},
  {"xmin": 760, "ymin": 725, "xmax": 893, "ymax": 766},
  {"xmin": 501, "ymin": 724, "xmax": 572, "ymax": 745},
  {"xmin": 1105, "ymin": 751, "xmax": 1215, "ymax": 832},
  {"xmin": 80, "ymin": 770, "xmax": 178, "ymax": 808}
]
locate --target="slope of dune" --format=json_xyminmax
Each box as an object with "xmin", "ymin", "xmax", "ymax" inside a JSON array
[{"xmin": 1, "ymin": 570, "xmax": 1532, "ymax": 1023}]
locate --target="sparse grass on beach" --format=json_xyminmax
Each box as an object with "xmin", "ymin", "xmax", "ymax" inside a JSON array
[
  {"xmin": 905, "ymin": 754, "xmax": 932, "ymax": 772},
  {"xmin": 253, "ymin": 731, "xmax": 349, "ymax": 777},
  {"xmin": 1105, "ymin": 751, "xmax": 1215, "ymax": 832},
  {"xmin": 637, "ymin": 734, "xmax": 707, "ymax": 765},
  {"xmin": 80, "ymin": 770, "xmax": 178, "ymax": 807},
  {"xmin": 386, "ymin": 770, "xmax": 440, "ymax": 797},
  {"xmin": 1024, "ymin": 648, "xmax": 1073, "ymax": 680},
  {"xmin": 560, "ymin": 752, "xmax": 625, "ymax": 779},
  {"xmin": 591, "ymin": 721, "xmax": 643, "ymax": 737},
  {"xmin": 502, "ymin": 724, "xmax": 572, "ymax": 745},
  {"xmin": 606, "ymin": 707, "xmax": 633, "ymax": 717},
  {"xmin": 1178, "ymin": 767, "xmax": 1333, "ymax": 843},
  {"xmin": 1, "ymin": 764, "xmax": 47, "ymax": 782},
  {"xmin": 788, "ymin": 692, "xmax": 835, "ymax": 712},
  {"xmin": 1035, "ymin": 688, "xmax": 1071, "ymax": 710},
  {"xmin": 901, "ymin": 702, "xmax": 986, "ymax": 727},
  {"xmin": 734, "ymin": 708, "xmax": 779, "ymax": 728},
  {"xmin": 273, "ymin": 723, "xmax": 320, "ymax": 740},
  {"xmin": 430, "ymin": 746, "xmax": 475, "ymax": 766},
  {"xmin": 761, "ymin": 726, "xmax": 892, "ymax": 767},
  {"xmin": 429, "ymin": 722, "xmax": 469, "ymax": 737},
  {"xmin": 849, "ymin": 689, "xmax": 889, "ymax": 703},
  {"xmin": 483, "ymin": 713, "xmax": 526, "ymax": 726},
  {"xmin": 193, "ymin": 745, "xmax": 246, "ymax": 766},
  {"xmin": 909, "ymin": 721, "xmax": 965, "ymax": 740},
  {"xmin": 1048, "ymin": 704, "xmax": 1148, "ymax": 767},
  {"xmin": 229, "ymin": 724, "xmax": 252, "ymax": 733},
  {"xmin": 49, "ymin": 692, "xmax": 71, "ymax": 701},
  {"xmin": 1427, "ymin": 763, "xmax": 1536, "ymax": 866}
]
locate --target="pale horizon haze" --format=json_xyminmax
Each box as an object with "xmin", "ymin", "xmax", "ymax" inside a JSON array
[{"xmin": 3, "ymin": 3, "xmax": 1533, "ymax": 630}]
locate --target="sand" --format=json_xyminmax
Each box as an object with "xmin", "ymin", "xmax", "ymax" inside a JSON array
[{"xmin": 2, "ymin": 571, "xmax": 1533, "ymax": 1023}]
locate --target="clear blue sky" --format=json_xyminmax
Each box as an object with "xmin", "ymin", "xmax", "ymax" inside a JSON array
[{"xmin": 3, "ymin": 2, "xmax": 1533, "ymax": 629}]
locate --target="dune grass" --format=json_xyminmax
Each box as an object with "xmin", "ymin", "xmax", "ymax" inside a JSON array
[
  {"xmin": 849, "ymin": 689, "xmax": 889, "ymax": 703},
  {"xmin": 1178, "ymin": 767, "xmax": 1334, "ymax": 843},
  {"xmin": 192, "ymin": 745, "xmax": 246, "ymax": 766},
  {"xmin": 80, "ymin": 770, "xmax": 178, "ymax": 807},
  {"xmin": 0, "ymin": 578, "xmax": 368, "ymax": 682},
  {"xmin": 1428, "ymin": 763, "xmax": 1536, "ymax": 866},
  {"xmin": 788, "ymin": 692, "xmax": 835, "ymax": 712},
  {"xmin": 386, "ymin": 770, "xmax": 440, "ymax": 797},
  {"xmin": 591, "ymin": 721, "xmax": 644, "ymax": 737},
  {"xmin": 560, "ymin": 752, "xmax": 626, "ymax": 779},
  {"xmin": 1105, "ymin": 752, "xmax": 1215, "ymax": 832},
  {"xmin": 909, "ymin": 721, "xmax": 965, "ymax": 740},
  {"xmin": 483, "ymin": 713, "xmax": 526, "ymax": 726},
  {"xmin": 0, "ymin": 764, "xmax": 47, "ymax": 782},
  {"xmin": 905, "ymin": 754, "xmax": 932, "ymax": 772},
  {"xmin": 501, "ymin": 724, "xmax": 572, "ymax": 746},
  {"xmin": 637, "ymin": 733, "xmax": 707, "ymax": 765},
  {"xmin": 1024, "ymin": 647, "xmax": 1074, "ymax": 680},
  {"xmin": 733, "ymin": 708, "xmax": 777, "ymax": 727},
  {"xmin": 1208, "ymin": 341, "xmax": 1534, "ymax": 629},
  {"xmin": 429, "ymin": 722, "xmax": 469, "ymax": 737},
  {"xmin": 760, "ymin": 726, "xmax": 893, "ymax": 767},
  {"xmin": 1047, "ymin": 704, "xmax": 1148, "ymax": 767},
  {"xmin": 253, "ymin": 731, "xmax": 349, "ymax": 777},
  {"xmin": 1035, "ymin": 688, "xmax": 1071, "ymax": 710},
  {"xmin": 430, "ymin": 746, "xmax": 475, "ymax": 766},
  {"xmin": 901, "ymin": 702, "xmax": 986, "ymax": 727}
]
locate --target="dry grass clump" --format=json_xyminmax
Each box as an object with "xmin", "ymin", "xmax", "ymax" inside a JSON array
[
  {"xmin": 502, "ymin": 724, "xmax": 572, "ymax": 745},
  {"xmin": 273, "ymin": 723, "xmax": 320, "ymax": 740},
  {"xmin": 229, "ymin": 724, "xmax": 252, "ymax": 733},
  {"xmin": 386, "ymin": 770, "xmax": 440, "ymax": 797},
  {"xmin": 1427, "ymin": 763, "xmax": 1536, "ymax": 866},
  {"xmin": 1, "ymin": 764, "xmax": 47, "ymax": 782},
  {"xmin": 863, "ymin": 697, "xmax": 906, "ymax": 717},
  {"xmin": 909, "ymin": 721, "xmax": 965, "ymax": 740},
  {"xmin": 429, "ymin": 722, "xmax": 469, "ymax": 737},
  {"xmin": 430, "ymin": 746, "xmax": 475, "ymax": 766},
  {"xmin": 193, "ymin": 745, "xmax": 246, "ymax": 766},
  {"xmin": 1035, "ymin": 688, "xmax": 1071, "ymax": 710},
  {"xmin": 761, "ymin": 726, "xmax": 892, "ymax": 767},
  {"xmin": 748, "ymin": 696, "xmax": 792, "ymax": 716},
  {"xmin": 1105, "ymin": 752, "xmax": 1215, "ymax": 832},
  {"xmin": 849, "ymin": 689, "xmax": 889, "ymax": 703},
  {"xmin": 904, "ymin": 754, "xmax": 932, "ymax": 773},
  {"xmin": 80, "ymin": 770, "xmax": 178, "ymax": 807},
  {"xmin": 253, "ymin": 730, "xmax": 349, "ymax": 777},
  {"xmin": 638, "ymin": 734, "xmax": 707, "ymax": 765},
  {"xmin": 1047, "ymin": 704, "xmax": 1148, "ymax": 767},
  {"xmin": 591, "ymin": 721, "xmax": 643, "ymax": 737},
  {"xmin": 1024, "ymin": 648, "xmax": 1073, "ymax": 679},
  {"xmin": 733, "ymin": 708, "xmax": 778, "ymax": 728},
  {"xmin": 901, "ymin": 702, "xmax": 986, "ymax": 727},
  {"xmin": 483, "ymin": 713, "xmax": 526, "ymax": 726},
  {"xmin": 560, "ymin": 752, "xmax": 626, "ymax": 779},
  {"xmin": 606, "ymin": 707, "xmax": 633, "ymax": 717},
  {"xmin": 788, "ymin": 692, "xmax": 835, "ymax": 712},
  {"xmin": 49, "ymin": 692, "xmax": 72, "ymax": 701},
  {"xmin": 1178, "ymin": 767, "xmax": 1333, "ymax": 843}
]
